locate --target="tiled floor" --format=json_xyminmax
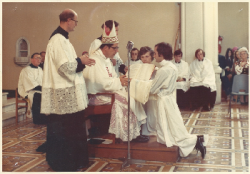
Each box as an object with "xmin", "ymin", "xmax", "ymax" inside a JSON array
[{"xmin": 2, "ymin": 99, "xmax": 249, "ymax": 172}]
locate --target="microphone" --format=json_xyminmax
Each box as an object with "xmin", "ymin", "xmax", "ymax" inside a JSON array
[{"xmin": 126, "ymin": 41, "xmax": 134, "ymax": 51}]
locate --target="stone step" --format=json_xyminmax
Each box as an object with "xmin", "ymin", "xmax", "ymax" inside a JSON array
[
  {"xmin": 2, "ymin": 98, "xmax": 26, "ymax": 113},
  {"xmin": 2, "ymin": 98, "xmax": 28, "ymax": 127},
  {"xmin": 2, "ymin": 92, "xmax": 8, "ymax": 105}
]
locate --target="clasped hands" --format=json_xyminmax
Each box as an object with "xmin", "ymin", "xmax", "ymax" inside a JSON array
[
  {"xmin": 80, "ymin": 54, "xmax": 96, "ymax": 66},
  {"xmin": 120, "ymin": 75, "xmax": 131, "ymax": 86}
]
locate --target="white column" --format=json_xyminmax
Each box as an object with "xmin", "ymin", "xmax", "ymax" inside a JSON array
[{"xmin": 181, "ymin": 2, "xmax": 222, "ymax": 104}]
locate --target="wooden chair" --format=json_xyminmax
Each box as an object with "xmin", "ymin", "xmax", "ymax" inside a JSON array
[
  {"xmin": 84, "ymin": 93, "xmax": 116, "ymax": 144},
  {"xmin": 228, "ymin": 74, "xmax": 249, "ymax": 117},
  {"xmin": 15, "ymin": 88, "xmax": 29, "ymax": 124}
]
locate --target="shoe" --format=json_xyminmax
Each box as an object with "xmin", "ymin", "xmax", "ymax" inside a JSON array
[
  {"xmin": 194, "ymin": 136, "xmax": 206, "ymax": 159},
  {"xmin": 36, "ymin": 142, "xmax": 47, "ymax": 153},
  {"xmin": 132, "ymin": 135, "xmax": 149, "ymax": 143},
  {"xmin": 140, "ymin": 135, "xmax": 150, "ymax": 140}
]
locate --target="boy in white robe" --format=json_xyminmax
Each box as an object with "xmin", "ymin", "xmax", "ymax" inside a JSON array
[
  {"xmin": 189, "ymin": 49, "xmax": 217, "ymax": 111},
  {"xmin": 149, "ymin": 42, "xmax": 208, "ymax": 158},
  {"xmin": 89, "ymin": 20, "xmax": 126, "ymax": 77},
  {"xmin": 83, "ymin": 22, "xmax": 148, "ymax": 143},
  {"xmin": 137, "ymin": 46, "xmax": 158, "ymax": 136},
  {"xmin": 172, "ymin": 50, "xmax": 190, "ymax": 109},
  {"xmin": 124, "ymin": 47, "xmax": 142, "ymax": 66}
]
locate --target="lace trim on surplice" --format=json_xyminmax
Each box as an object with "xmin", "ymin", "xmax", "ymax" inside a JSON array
[{"xmin": 41, "ymin": 84, "xmax": 88, "ymax": 115}]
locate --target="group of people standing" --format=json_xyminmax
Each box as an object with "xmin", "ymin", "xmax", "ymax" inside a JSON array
[
  {"xmin": 219, "ymin": 46, "xmax": 249, "ymax": 104},
  {"xmin": 17, "ymin": 8, "xmax": 212, "ymax": 171}
]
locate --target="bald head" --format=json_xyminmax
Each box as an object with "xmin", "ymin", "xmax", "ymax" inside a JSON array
[{"xmin": 59, "ymin": 9, "xmax": 77, "ymax": 23}]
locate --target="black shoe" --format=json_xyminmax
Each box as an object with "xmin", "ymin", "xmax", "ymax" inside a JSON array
[
  {"xmin": 195, "ymin": 136, "xmax": 206, "ymax": 159},
  {"xmin": 36, "ymin": 142, "xmax": 47, "ymax": 153},
  {"xmin": 132, "ymin": 135, "xmax": 149, "ymax": 143}
]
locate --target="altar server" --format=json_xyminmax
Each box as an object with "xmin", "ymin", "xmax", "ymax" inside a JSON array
[
  {"xmin": 18, "ymin": 52, "xmax": 47, "ymax": 125},
  {"xmin": 150, "ymin": 42, "xmax": 208, "ymax": 158},
  {"xmin": 189, "ymin": 49, "xmax": 217, "ymax": 111},
  {"xmin": 172, "ymin": 50, "xmax": 190, "ymax": 109},
  {"xmin": 83, "ymin": 21, "xmax": 148, "ymax": 143},
  {"xmin": 41, "ymin": 9, "xmax": 95, "ymax": 171}
]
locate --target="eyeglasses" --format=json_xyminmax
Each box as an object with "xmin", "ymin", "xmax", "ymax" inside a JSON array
[
  {"xmin": 34, "ymin": 57, "xmax": 41, "ymax": 60},
  {"xmin": 71, "ymin": 19, "xmax": 78, "ymax": 24},
  {"xmin": 111, "ymin": 46, "xmax": 119, "ymax": 50}
]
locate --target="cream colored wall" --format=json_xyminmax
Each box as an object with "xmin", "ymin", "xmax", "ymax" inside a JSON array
[
  {"xmin": 218, "ymin": 2, "xmax": 249, "ymax": 56},
  {"xmin": 2, "ymin": 2, "xmax": 179, "ymax": 90}
]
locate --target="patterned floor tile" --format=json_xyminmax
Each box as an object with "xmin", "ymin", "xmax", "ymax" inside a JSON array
[
  {"xmin": 177, "ymin": 150, "xmax": 234, "ymax": 166},
  {"xmin": 2, "ymin": 100, "xmax": 248, "ymax": 172},
  {"xmin": 191, "ymin": 127, "xmax": 233, "ymax": 137},
  {"xmin": 25, "ymin": 131, "xmax": 46, "ymax": 141},
  {"xmin": 2, "ymin": 128, "xmax": 37, "ymax": 139},
  {"xmin": 3, "ymin": 141, "xmax": 46, "ymax": 154},
  {"xmin": 241, "ymin": 129, "xmax": 249, "ymax": 138},
  {"xmin": 2, "ymin": 155, "xmax": 36, "ymax": 171},
  {"xmin": 194, "ymin": 119, "xmax": 232, "ymax": 127},
  {"xmin": 173, "ymin": 166, "xmax": 234, "ymax": 172},
  {"xmin": 198, "ymin": 112, "xmax": 232, "ymax": 119},
  {"xmin": 206, "ymin": 137, "xmax": 232, "ymax": 149},
  {"xmin": 242, "ymin": 140, "xmax": 249, "ymax": 150}
]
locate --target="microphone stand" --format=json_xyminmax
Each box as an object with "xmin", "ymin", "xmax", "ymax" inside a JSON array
[{"xmin": 120, "ymin": 41, "xmax": 146, "ymax": 170}]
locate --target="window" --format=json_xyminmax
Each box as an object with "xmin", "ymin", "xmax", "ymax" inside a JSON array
[{"xmin": 14, "ymin": 37, "xmax": 30, "ymax": 66}]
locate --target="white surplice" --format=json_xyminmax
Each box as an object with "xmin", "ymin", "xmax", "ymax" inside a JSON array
[
  {"xmin": 141, "ymin": 69, "xmax": 158, "ymax": 136},
  {"xmin": 41, "ymin": 33, "xmax": 88, "ymax": 115},
  {"xmin": 149, "ymin": 60, "xmax": 208, "ymax": 157},
  {"xmin": 189, "ymin": 58, "xmax": 216, "ymax": 92},
  {"xmin": 18, "ymin": 65, "xmax": 43, "ymax": 118},
  {"xmin": 89, "ymin": 39, "xmax": 124, "ymax": 77},
  {"xmin": 83, "ymin": 49, "xmax": 147, "ymax": 141},
  {"xmin": 172, "ymin": 59, "xmax": 190, "ymax": 92},
  {"xmin": 124, "ymin": 59, "xmax": 142, "ymax": 67}
]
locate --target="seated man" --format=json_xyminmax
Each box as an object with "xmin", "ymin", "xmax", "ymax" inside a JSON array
[
  {"xmin": 83, "ymin": 22, "xmax": 148, "ymax": 143},
  {"xmin": 18, "ymin": 52, "xmax": 47, "ymax": 125},
  {"xmin": 172, "ymin": 50, "xmax": 190, "ymax": 109},
  {"xmin": 89, "ymin": 20, "xmax": 126, "ymax": 77},
  {"xmin": 39, "ymin": 51, "xmax": 46, "ymax": 70}
]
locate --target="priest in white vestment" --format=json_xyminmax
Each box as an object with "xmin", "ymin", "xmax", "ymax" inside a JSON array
[
  {"xmin": 40, "ymin": 9, "xmax": 95, "ymax": 171},
  {"xmin": 189, "ymin": 49, "xmax": 217, "ymax": 111},
  {"xmin": 89, "ymin": 20, "xmax": 126, "ymax": 77},
  {"xmin": 83, "ymin": 22, "xmax": 148, "ymax": 143},
  {"xmin": 172, "ymin": 50, "xmax": 190, "ymax": 109},
  {"xmin": 18, "ymin": 52, "xmax": 47, "ymax": 125},
  {"xmin": 149, "ymin": 42, "xmax": 208, "ymax": 159}
]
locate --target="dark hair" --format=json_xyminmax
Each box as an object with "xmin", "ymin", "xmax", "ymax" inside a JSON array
[
  {"xmin": 40, "ymin": 51, "xmax": 46, "ymax": 55},
  {"xmin": 195, "ymin": 49, "xmax": 205, "ymax": 58},
  {"xmin": 139, "ymin": 46, "xmax": 154, "ymax": 61},
  {"xmin": 130, "ymin": 48, "xmax": 139, "ymax": 60},
  {"xmin": 225, "ymin": 48, "xmax": 232, "ymax": 60},
  {"xmin": 155, "ymin": 42, "xmax": 173, "ymax": 60},
  {"xmin": 31, "ymin": 52, "xmax": 40, "ymax": 59},
  {"xmin": 174, "ymin": 49, "xmax": 182, "ymax": 57},
  {"xmin": 100, "ymin": 44, "xmax": 113, "ymax": 49},
  {"xmin": 234, "ymin": 50, "xmax": 240, "ymax": 61},
  {"xmin": 59, "ymin": 10, "xmax": 75, "ymax": 22},
  {"xmin": 101, "ymin": 20, "xmax": 119, "ymax": 30}
]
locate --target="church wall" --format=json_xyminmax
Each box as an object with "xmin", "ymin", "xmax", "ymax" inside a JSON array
[
  {"xmin": 218, "ymin": 2, "xmax": 249, "ymax": 56},
  {"xmin": 2, "ymin": 2, "xmax": 179, "ymax": 90}
]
